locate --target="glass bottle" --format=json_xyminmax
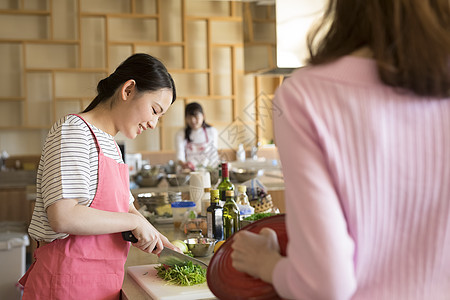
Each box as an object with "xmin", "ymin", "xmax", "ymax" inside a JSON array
[
  {"xmin": 236, "ymin": 144, "xmax": 245, "ymax": 162},
  {"xmin": 213, "ymin": 162, "xmax": 222, "ymax": 189},
  {"xmin": 223, "ymin": 190, "xmax": 240, "ymax": 239},
  {"xmin": 236, "ymin": 185, "xmax": 254, "ymax": 226},
  {"xmin": 236, "ymin": 185, "xmax": 249, "ymax": 206},
  {"xmin": 207, "ymin": 189, "xmax": 224, "ymax": 241},
  {"xmin": 217, "ymin": 162, "xmax": 234, "ymax": 206},
  {"xmin": 201, "ymin": 187, "xmax": 211, "ymax": 217}
]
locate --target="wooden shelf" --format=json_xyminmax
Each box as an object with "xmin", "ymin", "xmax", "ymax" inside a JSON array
[
  {"xmin": 0, "ymin": 10, "xmax": 50, "ymax": 15},
  {"xmin": 80, "ymin": 12, "xmax": 159, "ymax": 19},
  {"xmin": 0, "ymin": 97, "xmax": 25, "ymax": 101},
  {"xmin": 0, "ymin": 0, "xmax": 282, "ymax": 155}
]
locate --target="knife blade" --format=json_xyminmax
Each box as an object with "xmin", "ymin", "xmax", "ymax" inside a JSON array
[{"xmin": 159, "ymin": 247, "xmax": 209, "ymax": 269}]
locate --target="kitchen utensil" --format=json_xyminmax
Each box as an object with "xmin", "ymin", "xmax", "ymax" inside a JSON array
[
  {"xmin": 127, "ymin": 264, "xmax": 215, "ymax": 300},
  {"xmin": 121, "ymin": 231, "xmax": 208, "ymax": 269},
  {"xmin": 135, "ymin": 173, "xmax": 164, "ymax": 187},
  {"xmin": 122, "ymin": 231, "xmax": 139, "ymax": 243},
  {"xmin": 207, "ymin": 214, "xmax": 287, "ymax": 300},
  {"xmin": 159, "ymin": 247, "xmax": 208, "ymax": 269},
  {"xmin": 230, "ymin": 168, "xmax": 263, "ymax": 183},
  {"xmin": 184, "ymin": 238, "xmax": 216, "ymax": 257},
  {"xmin": 166, "ymin": 173, "xmax": 190, "ymax": 186}
]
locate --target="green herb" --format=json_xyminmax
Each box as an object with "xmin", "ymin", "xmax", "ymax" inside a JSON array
[
  {"xmin": 155, "ymin": 261, "xmax": 206, "ymax": 286},
  {"xmin": 243, "ymin": 212, "xmax": 275, "ymax": 221},
  {"xmin": 188, "ymin": 210, "xmax": 197, "ymax": 219}
]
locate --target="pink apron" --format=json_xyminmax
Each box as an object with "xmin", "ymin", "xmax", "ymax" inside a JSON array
[{"xmin": 20, "ymin": 115, "xmax": 131, "ymax": 300}]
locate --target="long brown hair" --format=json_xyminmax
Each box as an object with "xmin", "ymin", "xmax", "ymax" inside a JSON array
[{"xmin": 307, "ymin": 0, "xmax": 450, "ymax": 97}]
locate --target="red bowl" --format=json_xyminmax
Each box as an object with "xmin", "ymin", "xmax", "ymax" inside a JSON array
[{"xmin": 207, "ymin": 214, "xmax": 287, "ymax": 300}]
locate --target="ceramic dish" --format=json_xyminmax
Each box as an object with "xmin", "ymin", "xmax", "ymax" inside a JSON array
[{"xmin": 206, "ymin": 214, "xmax": 287, "ymax": 300}]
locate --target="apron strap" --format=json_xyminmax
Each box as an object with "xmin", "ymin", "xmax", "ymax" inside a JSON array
[
  {"xmin": 203, "ymin": 127, "xmax": 209, "ymax": 143},
  {"xmin": 70, "ymin": 114, "xmax": 103, "ymax": 155}
]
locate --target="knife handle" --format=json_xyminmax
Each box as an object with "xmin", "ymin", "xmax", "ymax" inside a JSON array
[
  {"xmin": 121, "ymin": 231, "xmax": 158, "ymax": 251},
  {"xmin": 122, "ymin": 231, "xmax": 138, "ymax": 243}
]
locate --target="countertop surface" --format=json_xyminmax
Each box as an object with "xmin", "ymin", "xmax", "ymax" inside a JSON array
[
  {"xmin": 122, "ymin": 223, "xmax": 215, "ymax": 300},
  {"xmin": 131, "ymin": 169, "xmax": 284, "ymax": 196}
]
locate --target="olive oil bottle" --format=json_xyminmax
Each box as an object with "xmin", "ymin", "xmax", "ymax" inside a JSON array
[
  {"xmin": 207, "ymin": 189, "xmax": 224, "ymax": 241},
  {"xmin": 223, "ymin": 190, "xmax": 240, "ymax": 239},
  {"xmin": 217, "ymin": 162, "xmax": 234, "ymax": 206}
]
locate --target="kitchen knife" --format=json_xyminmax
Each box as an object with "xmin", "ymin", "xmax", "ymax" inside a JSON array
[
  {"xmin": 122, "ymin": 231, "xmax": 138, "ymax": 243},
  {"xmin": 122, "ymin": 231, "xmax": 208, "ymax": 269},
  {"xmin": 159, "ymin": 247, "xmax": 208, "ymax": 269}
]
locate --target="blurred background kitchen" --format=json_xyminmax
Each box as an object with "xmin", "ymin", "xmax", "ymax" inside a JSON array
[{"xmin": 0, "ymin": 0, "xmax": 324, "ymax": 298}]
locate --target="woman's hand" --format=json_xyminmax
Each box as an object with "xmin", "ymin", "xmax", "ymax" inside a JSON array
[
  {"xmin": 178, "ymin": 160, "xmax": 195, "ymax": 171},
  {"xmin": 131, "ymin": 220, "xmax": 183, "ymax": 254},
  {"xmin": 230, "ymin": 227, "xmax": 282, "ymax": 283},
  {"xmin": 128, "ymin": 204, "xmax": 180, "ymax": 255},
  {"xmin": 130, "ymin": 217, "xmax": 165, "ymax": 253}
]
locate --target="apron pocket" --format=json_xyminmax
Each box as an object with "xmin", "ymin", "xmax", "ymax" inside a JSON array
[{"xmin": 51, "ymin": 273, "xmax": 120, "ymax": 300}]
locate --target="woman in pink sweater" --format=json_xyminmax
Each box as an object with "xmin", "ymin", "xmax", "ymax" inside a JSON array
[{"xmin": 231, "ymin": 0, "xmax": 450, "ymax": 299}]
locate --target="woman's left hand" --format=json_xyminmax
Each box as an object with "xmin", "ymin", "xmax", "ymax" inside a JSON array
[{"xmin": 230, "ymin": 227, "xmax": 282, "ymax": 283}]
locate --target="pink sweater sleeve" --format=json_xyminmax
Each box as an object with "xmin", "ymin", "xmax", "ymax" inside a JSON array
[
  {"xmin": 272, "ymin": 76, "xmax": 357, "ymax": 300},
  {"xmin": 270, "ymin": 57, "xmax": 450, "ymax": 299}
]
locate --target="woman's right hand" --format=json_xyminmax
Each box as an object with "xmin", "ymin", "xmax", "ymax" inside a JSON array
[
  {"xmin": 130, "ymin": 214, "xmax": 180, "ymax": 255},
  {"xmin": 131, "ymin": 216, "xmax": 164, "ymax": 253}
]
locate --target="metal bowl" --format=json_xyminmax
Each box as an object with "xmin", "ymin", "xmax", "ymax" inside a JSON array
[
  {"xmin": 184, "ymin": 238, "xmax": 217, "ymax": 257},
  {"xmin": 166, "ymin": 173, "xmax": 190, "ymax": 186},
  {"xmin": 135, "ymin": 173, "xmax": 164, "ymax": 187},
  {"xmin": 230, "ymin": 168, "xmax": 263, "ymax": 183}
]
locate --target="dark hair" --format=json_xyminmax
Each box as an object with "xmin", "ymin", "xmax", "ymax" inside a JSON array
[
  {"xmin": 83, "ymin": 53, "xmax": 176, "ymax": 112},
  {"xmin": 184, "ymin": 102, "xmax": 211, "ymax": 143},
  {"xmin": 307, "ymin": 0, "xmax": 450, "ymax": 97}
]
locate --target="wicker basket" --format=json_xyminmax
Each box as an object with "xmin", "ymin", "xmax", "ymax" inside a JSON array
[{"xmin": 249, "ymin": 194, "xmax": 273, "ymax": 213}]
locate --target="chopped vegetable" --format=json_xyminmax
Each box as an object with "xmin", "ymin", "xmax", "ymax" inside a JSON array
[
  {"xmin": 155, "ymin": 261, "xmax": 206, "ymax": 286},
  {"xmin": 243, "ymin": 212, "xmax": 276, "ymax": 221}
]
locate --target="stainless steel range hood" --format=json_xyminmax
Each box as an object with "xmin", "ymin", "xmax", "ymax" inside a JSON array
[{"xmin": 243, "ymin": 0, "xmax": 326, "ymax": 75}]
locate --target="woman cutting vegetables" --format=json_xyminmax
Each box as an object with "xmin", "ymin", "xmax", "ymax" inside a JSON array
[{"xmin": 20, "ymin": 53, "xmax": 180, "ymax": 299}]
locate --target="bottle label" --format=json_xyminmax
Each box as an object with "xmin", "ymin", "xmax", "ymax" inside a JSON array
[
  {"xmin": 214, "ymin": 210, "xmax": 223, "ymax": 240},
  {"xmin": 207, "ymin": 212, "xmax": 213, "ymax": 238}
]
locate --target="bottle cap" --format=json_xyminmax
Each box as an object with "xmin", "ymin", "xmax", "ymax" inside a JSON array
[
  {"xmin": 210, "ymin": 189, "xmax": 219, "ymax": 198},
  {"xmin": 226, "ymin": 190, "xmax": 234, "ymax": 197},
  {"xmin": 221, "ymin": 162, "xmax": 229, "ymax": 177},
  {"xmin": 238, "ymin": 185, "xmax": 246, "ymax": 192}
]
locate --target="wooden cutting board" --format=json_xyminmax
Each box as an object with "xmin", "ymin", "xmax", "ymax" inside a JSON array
[{"xmin": 127, "ymin": 264, "xmax": 216, "ymax": 300}]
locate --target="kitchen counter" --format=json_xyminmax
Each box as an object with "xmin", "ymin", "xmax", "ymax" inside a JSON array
[
  {"xmin": 122, "ymin": 223, "xmax": 215, "ymax": 300},
  {"xmin": 131, "ymin": 169, "xmax": 285, "ymax": 195},
  {"xmin": 131, "ymin": 169, "xmax": 286, "ymax": 213}
]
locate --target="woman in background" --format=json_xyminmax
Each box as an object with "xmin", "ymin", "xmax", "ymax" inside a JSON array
[
  {"xmin": 21, "ymin": 53, "xmax": 179, "ymax": 299},
  {"xmin": 231, "ymin": 0, "xmax": 450, "ymax": 299},
  {"xmin": 175, "ymin": 102, "xmax": 219, "ymax": 170}
]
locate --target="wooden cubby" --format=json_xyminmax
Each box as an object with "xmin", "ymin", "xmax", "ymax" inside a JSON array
[{"xmin": 0, "ymin": 0, "xmax": 283, "ymax": 156}]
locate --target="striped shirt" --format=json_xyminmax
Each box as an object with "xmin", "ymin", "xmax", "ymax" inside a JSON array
[
  {"xmin": 272, "ymin": 56, "xmax": 450, "ymax": 299},
  {"xmin": 28, "ymin": 114, "xmax": 134, "ymax": 242}
]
